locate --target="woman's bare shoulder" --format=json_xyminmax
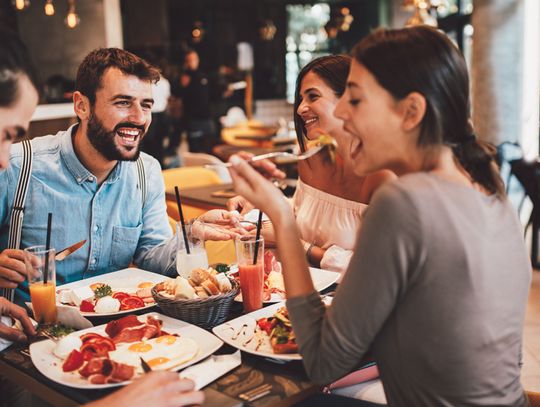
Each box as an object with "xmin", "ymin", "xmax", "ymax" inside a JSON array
[{"xmin": 360, "ymin": 170, "xmax": 397, "ymax": 203}]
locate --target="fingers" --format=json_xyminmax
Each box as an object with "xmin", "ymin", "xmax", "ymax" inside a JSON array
[
  {"xmin": 0, "ymin": 250, "xmax": 27, "ymax": 287},
  {"xmin": 169, "ymin": 391, "xmax": 205, "ymax": 407},
  {"xmin": 0, "ymin": 278, "xmax": 18, "ymax": 289},
  {"xmin": 0, "ymin": 266, "xmax": 26, "ymax": 285},
  {"xmin": 229, "ymin": 155, "xmax": 263, "ymax": 192},
  {"xmin": 0, "ymin": 324, "xmax": 27, "ymax": 342},
  {"xmin": 7, "ymin": 301, "xmax": 36, "ymax": 337}
]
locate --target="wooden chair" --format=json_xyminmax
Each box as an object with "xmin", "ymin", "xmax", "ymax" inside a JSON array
[
  {"xmin": 162, "ymin": 167, "xmax": 223, "ymax": 221},
  {"xmin": 181, "ymin": 151, "xmax": 232, "ymax": 183}
]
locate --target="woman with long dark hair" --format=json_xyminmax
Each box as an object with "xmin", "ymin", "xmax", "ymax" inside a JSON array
[
  {"xmin": 229, "ymin": 55, "xmax": 394, "ymax": 274},
  {"xmin": 229, "ymin": 26, "xmax": 530, "ymax": 406}
]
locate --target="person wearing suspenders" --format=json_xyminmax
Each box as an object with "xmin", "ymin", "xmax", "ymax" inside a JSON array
[
  {"xmin": 0, "ymin": 33, "xmax": 206, "ymax": 407},
  {"xmin": 0, "ymin": 47, "xmax": 244, "ymax": 308}
]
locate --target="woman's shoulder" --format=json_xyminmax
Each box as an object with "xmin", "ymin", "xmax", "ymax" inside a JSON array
[{"xmin": 360, "ymin": 170, "xmax": 397, "ymax": 202}]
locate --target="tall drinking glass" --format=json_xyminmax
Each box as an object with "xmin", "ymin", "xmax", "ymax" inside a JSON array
[
  {"xmin": 176, "ymin": 219, "xmax": 209, "ymax": 278},
  {"xmin": 25, "ymin": 245, "xmax": 57, "ymax": 325},
  {"xmin": 235, "ymin": 235, "xmax": 264, "ymax": 313}
]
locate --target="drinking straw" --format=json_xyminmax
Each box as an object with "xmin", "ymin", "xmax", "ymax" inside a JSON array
[
  {"xmin": 253, "ymin": 210, "xmax": 263, "ymax": 265},
  {"xmin": 44, "ymin": 212, "xmax": 52, "ymax": 284},
  {"xmin": 174, "ymin": 186, "xmax": 191, "ymax": 254}
]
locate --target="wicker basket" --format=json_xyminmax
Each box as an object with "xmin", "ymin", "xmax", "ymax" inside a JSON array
[{"xmin": 151, "ymin": 280, "xmax": 239, "ymax": 330}]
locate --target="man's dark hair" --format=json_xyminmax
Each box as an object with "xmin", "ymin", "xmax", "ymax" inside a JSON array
[
  {"xmin": 75, "ymin": 48, "xmax": 160, "ymax": 105},
  {"xmin": 0, "ymin": 27, "xmax": 40, "ymax": 107}
]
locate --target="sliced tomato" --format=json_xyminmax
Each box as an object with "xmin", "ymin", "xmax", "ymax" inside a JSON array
[
  {"xmin": 80, "ymin": 332, "xmax": 103, "ymax": 343},
  {"xmin": 80, "ymin": 341, "xmax": 114, "ymax": 361},
  {"xmin": 257, "ymin": 318, "xmax": 276, "ymax": 335},
  {"xmin": 112, "ymin": 292, "xmax": 129, "ymax": 301},
  {"xmin": 79, "ymin": 300, "xmax": 95, "ymax": 313},
  {"xmin": 271, "ymin": 340, "xmax": 298, "ymax": 354},
  {"xmin": 120, "ymin": 296, "xmax": 144, "ymax": 310},
  {"xmin": 62, "ymin": 349, "xmax": 84, "ymax": 372}
]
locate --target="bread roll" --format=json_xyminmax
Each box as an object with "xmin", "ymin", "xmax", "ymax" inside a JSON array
[
  {"xmin": 190, "ymin": 268, "xmax": 210, "ymax": 286},
  {"xmin": 194, "ymin": 287, "xmax": 209, "ymax": 298},
  {"xmin": 215, "ymin": 273, "xmax": 232, "ymax": 293},
  {"xmin": 202, "ymin": 279, "xmax": 220, "ymax": 296}
]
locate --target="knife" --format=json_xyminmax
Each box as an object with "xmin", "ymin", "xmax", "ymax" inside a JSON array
[
  {"xmin": 55, "ymin": 239, "xmax": 87, "ymax": 261},
  {"xmin": 140, "ymin": 357, "xmax": 152, "ymax": 373}
]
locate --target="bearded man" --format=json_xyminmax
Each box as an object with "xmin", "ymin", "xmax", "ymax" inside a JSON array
[{"xmin": 0, "ymin": 48, "xmax": 241, "ymax": 304}]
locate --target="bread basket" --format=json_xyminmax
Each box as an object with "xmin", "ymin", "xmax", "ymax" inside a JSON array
[{"xmin": 151, "ymin": 280, "xmax": 239, "ymax": 330}]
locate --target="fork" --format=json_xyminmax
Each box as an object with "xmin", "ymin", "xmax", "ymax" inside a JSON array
[
  {"xmin": 238, "ymin": 383, "xmax": 273, "ymax": 402},
  {"xmin": 205, "ymin": 145, "xmax": 325, "ymax": 169}
]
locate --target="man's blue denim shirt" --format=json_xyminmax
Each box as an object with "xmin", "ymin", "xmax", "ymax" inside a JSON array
[{"xmin": 0, "ymin": 125, "xmax": 178, "ymax": 303}]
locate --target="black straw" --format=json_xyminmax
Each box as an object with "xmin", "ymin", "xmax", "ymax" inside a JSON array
[
  {"xmin": 44, "ymin": 212, "xmax": 52, "ymax": 284},
  {"xmin": 174, "ymin": 186, "xmax": 190, "ymax": 254},
  {"xmin": 253, "ymin": 210, "xmax": 263, "ymax": 265}
]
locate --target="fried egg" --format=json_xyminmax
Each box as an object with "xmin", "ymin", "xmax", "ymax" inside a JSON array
[
  {"xmin": 108, "ymin": 335, "xmax": 199, "ymax": 373},
  {"xmin": 137, "ymin": 282, "xmax": 154, "ymax": 289}
]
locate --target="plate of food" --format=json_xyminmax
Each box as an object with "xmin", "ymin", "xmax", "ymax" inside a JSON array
[
  {"xmin": 212, "ymin": 302, "xmax": 300, "ymax": 361},
  {"xmin": 30, "ymin": 312, "xmax": 223, "ymax": 389},
  {"xmin": 56, "ymin": 268, "xmax": 165, "ymax": 316},
  {"xmin": 230, "ymin": 251, "xmax": 340, "ymax": 303}
]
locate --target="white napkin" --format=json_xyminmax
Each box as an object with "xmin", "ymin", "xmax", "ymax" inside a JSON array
[
  {"xmin": 180, "ymin": 351, "xmax": 241, "ymax": 390},
  {"xmin": 0, "ymin": 315, "xmax": 39, "ymax": 352},
  {"xmin": 242, "ymin": 209, "xmax": 269, "ymax": 224},
  {"xmin": 0, "ymin": 315, "xmax": 16, "ymax": 352},
  {"xmin": 25, "ymin": 303, "xmax": 93, "ymax": 330}
]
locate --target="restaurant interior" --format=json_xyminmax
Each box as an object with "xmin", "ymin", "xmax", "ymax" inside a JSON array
[{"xmin": 1, "ymin": 0, "xmax": 540, "ymax": 406}]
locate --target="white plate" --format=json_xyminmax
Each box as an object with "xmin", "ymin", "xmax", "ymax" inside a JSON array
[
  {"xmin": 30, "ymin": 312, "xmax": 223, "ymax": 389},
  {"xmin": 56, "ymin": 268, "xmax": 166, "ymax": 317},
  {"xmin": 212, "ymin": 302, "xmax": 301, "ymax": 361},
  {"xmin": 233, "ymin": 267, "xmax": 339, "ymax": 303}
]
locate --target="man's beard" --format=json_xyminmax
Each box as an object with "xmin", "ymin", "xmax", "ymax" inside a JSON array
[{"xmin": 86, "ymin": 111, "xmax": 145, "ymax": 162}]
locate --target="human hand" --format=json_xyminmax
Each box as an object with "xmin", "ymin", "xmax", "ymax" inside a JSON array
[
  {"xmin": 85, "ymin": 372, "xmax": 204, "ymax": 407},
  {"xmin": 195, "ymin": 210, "xmax": 254, "ymax": 240},
  {"xmin": 0, "ymin": 249, "xmax": 27, "ymax": 289},
  {"xmin": 249, "ymin": 222, "xmax": 276, "ymax": 248},
  {"xmin": 0, "ymin": 297, "xmax": 36, "ymax": 342},
  {"xmin": 236, "ymin": 151, "xmax": 286, "ymax": 180},
  {"xmin": 228, "ymin": 155, "xmax": 293, "ymax": 223},
  {"xmin": 226, "ymin": 195, "xmax": 254, "ymax": 215}
]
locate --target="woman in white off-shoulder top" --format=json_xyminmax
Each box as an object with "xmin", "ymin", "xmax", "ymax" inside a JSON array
[{"xmin": 229, "ymin": 55, "xmax": 394, "ymax": 275}]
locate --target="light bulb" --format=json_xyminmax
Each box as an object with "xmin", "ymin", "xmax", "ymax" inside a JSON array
[
  {"xmin": 44, "ymin": 0, "xmax": 55, "ymax": 15},
  {"xmin": 65, "ymin": 11, "xmax": 80, "ymax": 28},
  {"xmin": 13, "ymin": 0, "xmax": 30, "ymax": 11}
]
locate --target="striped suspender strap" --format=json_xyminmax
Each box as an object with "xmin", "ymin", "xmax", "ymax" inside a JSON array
[
  {"xmin": 2, "ymin": 140, "xmax": 33, "ymax": 301},
  {"xmin": 136, "ymin": 156, "xmax": 147, "ymax": 207}
]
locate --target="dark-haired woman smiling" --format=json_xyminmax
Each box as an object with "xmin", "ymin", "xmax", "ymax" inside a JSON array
[{"xmin": 229, "ymin": 26, "xmax": 531, "ymax": 406}]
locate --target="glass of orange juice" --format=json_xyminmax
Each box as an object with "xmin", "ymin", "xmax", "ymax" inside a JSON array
[
  {"xmin": 25, "ymin": 245, "xmax": 57, "ymax": 325},
  {"xmin": 235, "ymin": 235, "xmax": 264, "ymax": 313}
]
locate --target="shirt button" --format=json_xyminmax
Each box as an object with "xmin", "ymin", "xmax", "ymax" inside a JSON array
[
  {"xmin": 91, "ymin": 258, "xmax": 97, "ymax": 265},
  {"xmin": 93, "ymin": 225, "xmax": 99, "ymax": 232},
  {"xmin": 77, "ymin": 177, "xmax": 82, "ymax": 182},
  {"xmin": 88, "ymin": 176, "xmax": 94, "ymax": 182}
]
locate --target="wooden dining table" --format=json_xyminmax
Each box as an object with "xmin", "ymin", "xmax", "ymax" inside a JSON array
[{"xmin": 0, "ymin": 299, "xmax": 326, "ymax": 407}]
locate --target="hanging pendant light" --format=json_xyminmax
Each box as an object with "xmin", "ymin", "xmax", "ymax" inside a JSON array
[
  {"xmin": 404, "ymin": 0, "xmax": 437, "ymax": 27},
  {"xmin": 44, "ymin": 0, "xmax": 55, "ymax": 16},
  {"xmin": 65, "ymin": 0, "xmax": 80, "ymax": 28},
  {"xmin": 12, "ymin": 0, "xmax": 30, "ymax": 11}
]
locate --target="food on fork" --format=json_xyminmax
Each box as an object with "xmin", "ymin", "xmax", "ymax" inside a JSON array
[{"xmin": 306, "ymin": 133, "xmax": 338, "ymax": 164}]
